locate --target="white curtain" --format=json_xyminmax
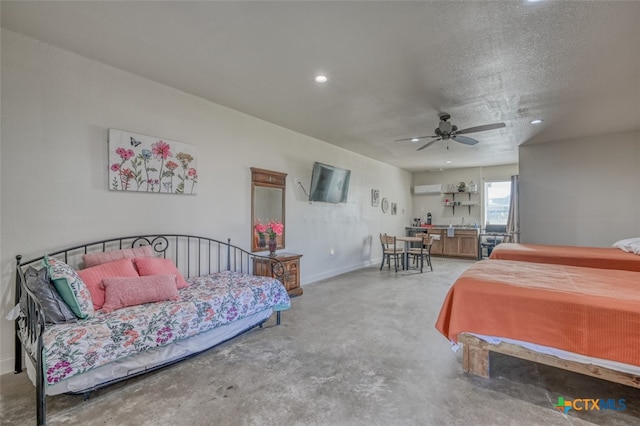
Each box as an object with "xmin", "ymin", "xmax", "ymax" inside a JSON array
[{"xmin": 506, "ymin": 175, "xmax": 519, "ymax": 243}]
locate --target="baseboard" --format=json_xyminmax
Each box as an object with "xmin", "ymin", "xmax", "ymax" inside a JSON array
[
  {"xmin": 302, "ymin": 258, "xmax": 380, "ymax": 285},
  {"xmin": 0, "ymin": 355, "xmax": 18, "ymax": 375}
]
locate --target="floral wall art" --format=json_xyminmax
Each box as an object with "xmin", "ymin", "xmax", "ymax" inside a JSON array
[{"xmin": 108, "ymin": 129, "xmax": 198, "ymax": 194}]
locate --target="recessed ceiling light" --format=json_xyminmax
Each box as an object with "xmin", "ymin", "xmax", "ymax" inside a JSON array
[
  {"xmin": 445, "ymin": 160, "xmax": 452, "ymax": 164},
  {"xmin": 411, "ymin": 138, "xmax": 419, "ymax": 142},
  {"xmin": 530, "ymin": 119, "xmax": 544, "ymax": 125},
  {"xmin": 314, "ymin": 75, "xmax": 328, "ymax": 83}
]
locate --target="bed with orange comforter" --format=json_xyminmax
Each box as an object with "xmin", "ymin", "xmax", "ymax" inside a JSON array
[
  {"xmin": 489, "ymin": 243, "xmax": 640, "ymax": 272},
  {"xmin": 436, "ymin": 260, "xmax": 640, "ymax": 368}
]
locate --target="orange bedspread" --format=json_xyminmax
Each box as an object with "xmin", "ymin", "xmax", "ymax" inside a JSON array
[
  {"xmin": 435, "ymin": 260, "xmax": 640, "ymax": 366},
  {"xmin": 489, "ymin": 243, "xmax": 640, "ymax": 272}
]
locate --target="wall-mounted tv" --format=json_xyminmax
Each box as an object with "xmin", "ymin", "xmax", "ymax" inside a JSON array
[{"xmin": 309, "ymin": 162, "xmax": 351, "ymax": 203}]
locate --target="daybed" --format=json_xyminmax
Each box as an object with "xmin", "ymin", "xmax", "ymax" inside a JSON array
[
  {"xmin": 13, "ymin": 234, "xmax": 291, "ymax": 426},
  {"xmin": 435, "ymin": 259, "xmax": 640, "ymax": 388},
  {"xmin": 489, "ymin": 242, "xmax": 640, "ymax": 271}
]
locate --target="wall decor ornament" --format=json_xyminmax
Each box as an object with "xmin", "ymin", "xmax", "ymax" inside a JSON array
[
  {"xmin": 391, "ymin": 203, "xmax": 397, "ymax": 215},
  {"xmin": 381, "ymin": 198, "xmax": 389, "ymax": 213},
  {"xmin": 108, "ymin": 129, "xmax": 198, "ymax": 194},
  {"xmin": 371, "ymin": 189, "xmax": 380, "ymax": 207}
]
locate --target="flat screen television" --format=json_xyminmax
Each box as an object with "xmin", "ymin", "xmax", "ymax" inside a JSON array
[{"xmin": 308, "ymin": 162, "xmax": 351, "ymax": 203}]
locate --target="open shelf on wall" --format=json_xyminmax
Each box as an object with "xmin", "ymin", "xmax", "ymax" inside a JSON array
[{"xmin": 442, "ymin": 191, "xmax": 479, "ymax": 215}]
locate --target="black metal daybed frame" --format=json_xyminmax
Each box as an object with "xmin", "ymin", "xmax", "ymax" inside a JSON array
[{"xmin": 14, "ymin": 234, "xmax": 285, "ymax": 426}]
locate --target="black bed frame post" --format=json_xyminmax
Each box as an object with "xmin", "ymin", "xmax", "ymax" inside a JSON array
[
  {"xmin": 36, "ymin": 336, "xmax": 46, "ymax": 426},
  {"xmin": 16, "ymin": 254, "xmax": 47, "ymax": 424},
  {"xmin": 14, "ymin": 255, "xmax": 23, "ymax": 374},
  {"xmin": 226, "ymin": 238, "xmax": 231, "ymax": 271}
]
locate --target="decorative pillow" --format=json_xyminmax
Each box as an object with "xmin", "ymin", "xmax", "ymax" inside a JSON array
[
  {"xmin": 101, "ymin": 274, "xmax": 180, "ymax": 313},
  {"xmin": 44, "ymin": 256, "xmax": 94, "ymax": 319},
  {"xmin": 83, "ymin": 245, "xmax": 155, "ymax": 268},
  {"xmin": 77, "ymin": 258, "xmax": 140, "ymax": 310},
  {"xmin": 612, "ymin": 237, "xmax": 640, "ymax": 252},
  {"xmin": 20, "ymin": 266, "xmax": 77, "ymax": 324},
  {"xmin": 133, "ymin": 257, "xmax": 189, "ymax": 289}
]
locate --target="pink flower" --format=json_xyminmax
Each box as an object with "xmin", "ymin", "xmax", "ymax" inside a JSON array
[
  {"xmin": 258, "ymin": 221, "xmax": 283, "ymax": 239},
  {"xmin": 152, "ymin": 140, "xmax": 172, "ymax": 160},
  {"xmin": 116, "ymin": 147, "xmax": 135, "ymax": 161},
  {"xmin": 120, "ymin": 168, "xmax": 134, "ymax": 179},
  {"xmin": 188, "ymin": 168, "xmax": 197, "ymax": 178},
  {"xmin": 123, "ymin": 329, "xmax": 139, "ymax": 347},
  {"xmin": 111, "ymin": 163, "xmax": 120, "ymax": 172},
  {"xmin": 255, "ymin": 222, "xmax": 268, "ymax": 233},
  {"xmin": 268, "ymin": 221, "xmax": 284, "ymax": 236},
  {"xmin": 165, "ymin": 161, "xmax": 178, "ymax": 171}
]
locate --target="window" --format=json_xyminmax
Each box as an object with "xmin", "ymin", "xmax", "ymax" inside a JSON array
[{"xmin": 484, "ymin": 180, "xmax": 511, "ymax": 226}]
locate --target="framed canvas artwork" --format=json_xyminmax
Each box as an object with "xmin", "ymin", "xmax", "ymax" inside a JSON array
[{"xmin": 108, "ymin": 129, "xmax": 198, "ymax": 194}]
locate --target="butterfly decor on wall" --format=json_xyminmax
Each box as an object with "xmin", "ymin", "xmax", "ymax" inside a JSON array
[{"xmin": 108, "ymin": 129, "xmax": 198, "ymax": 195}]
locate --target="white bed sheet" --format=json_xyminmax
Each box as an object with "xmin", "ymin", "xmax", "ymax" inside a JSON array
[{"xmin": 27, "ymin": 308, "xmax": 273, "ymax": 395}]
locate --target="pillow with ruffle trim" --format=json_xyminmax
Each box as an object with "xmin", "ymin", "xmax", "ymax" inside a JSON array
[{"xmin": 44, "ymin": 256, "xmax": 94, "ymax": 319}]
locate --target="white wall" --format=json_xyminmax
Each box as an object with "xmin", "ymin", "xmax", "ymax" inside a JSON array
[
  {"xmin": 519, "ymin": 131, "xmax": 640, "ymax": 245},
  {"xmin": 412, "ymin": 164, "xmax": 518, "ymax": 227},
  {"xmin": 0, "ymin": 30, "xmax": 412, "ymax": 373}
]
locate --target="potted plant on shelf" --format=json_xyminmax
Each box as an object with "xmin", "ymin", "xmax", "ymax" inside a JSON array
[{"xmin": 457, "ymin": 181, "xmax": 466, "ymax": 192}]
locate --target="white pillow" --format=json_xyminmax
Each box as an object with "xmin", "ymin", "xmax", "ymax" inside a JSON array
[{"xmin": 612, "ymin": 237, "xmax": 640, "ymax": 253}]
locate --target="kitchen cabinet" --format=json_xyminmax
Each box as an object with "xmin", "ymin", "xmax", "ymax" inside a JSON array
[
  {"xmin": 442, "ymin": 229, "xmax": 479, "ymax": 259},
  {"xmin": 426, "ymin": 229, "xmax": 444, "ymax": 256},
  {"xmin": 459, "ymin": 233, "xmax": 479, "ymax": 258},
  {"xmin": 405, "ymin": 227, "xmax": 478, "ymax": 259}
]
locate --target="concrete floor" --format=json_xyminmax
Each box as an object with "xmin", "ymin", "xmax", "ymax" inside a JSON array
[{"xmin": 2, "ymin": 257, "xmax": 640, "ymax": 425}]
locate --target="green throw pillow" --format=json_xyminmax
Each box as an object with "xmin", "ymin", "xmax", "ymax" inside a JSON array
[{"xmin": 44, "ymin": 256, "xmax": 94, "ymax": 319}]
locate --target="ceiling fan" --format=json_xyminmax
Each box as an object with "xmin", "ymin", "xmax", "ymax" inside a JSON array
[{"xmin": 396, "ymin": 112, "xmax": 506, "ymax": 151}]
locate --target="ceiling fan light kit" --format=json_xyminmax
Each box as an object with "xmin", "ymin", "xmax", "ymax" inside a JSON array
[{"xmin": 396, "ymin": 112, "xmax": 506, "ymax": 151}]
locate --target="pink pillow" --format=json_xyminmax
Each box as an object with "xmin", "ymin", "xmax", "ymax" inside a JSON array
[
  {"xmin": 83, "ymin": 246, "xmax": 155, "ymax": 268},
  {"xmin": 133, "ymin": 257, "xmax": 189, "ymax": 289},
  {"xmin": 77, "ymin": 258, "xmax": 140, "ymax": 310},
  {"xmin": 100, "ymin": 274, "xmax": 180, "ymax": 313}
]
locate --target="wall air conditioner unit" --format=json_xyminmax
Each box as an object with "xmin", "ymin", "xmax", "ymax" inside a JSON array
[{"xmin": 413, "ymin": 184, "xmax": 442, "ymax": 195}]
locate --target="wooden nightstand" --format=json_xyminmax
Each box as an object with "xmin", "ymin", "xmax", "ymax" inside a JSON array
[{"xmin": 254, "ymin": 253, "xmax": 303, "ymax": 297}]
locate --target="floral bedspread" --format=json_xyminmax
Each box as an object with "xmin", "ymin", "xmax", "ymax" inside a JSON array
[{"xmin": 42, "ymin": 271, "xmax": 290, "ymax": 386}]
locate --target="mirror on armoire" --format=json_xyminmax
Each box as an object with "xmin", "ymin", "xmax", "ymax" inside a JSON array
[{"xmin": 251, "ymin": 167, "xmax": 286, "ymax": 252}]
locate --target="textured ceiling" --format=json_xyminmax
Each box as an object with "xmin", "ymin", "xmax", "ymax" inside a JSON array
[{"xmin": 2, "ymin": 1, "xmax": 639, "ymax": 172}]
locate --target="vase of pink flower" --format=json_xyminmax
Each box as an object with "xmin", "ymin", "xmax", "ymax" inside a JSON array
[
  {"xmin": 267, "ymin": 238, "xmax": 278, "ymax": 256},
  {"xmin": 254, "ymin": 220, "xmax": 283, "ymax": 256}
]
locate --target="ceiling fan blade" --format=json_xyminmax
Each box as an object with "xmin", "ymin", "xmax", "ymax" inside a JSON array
[
  {"xmin": 456, "ymin": 122, "xmax": 506, "ymax": 135},
  {"xmin": 452, "ymin": 135, "xmax": 479, "ymax": 145},
  {"xmin": 395, "ymin": 135, "xmax": 438, "ymax": 142},
  {"xmin": 417, "ymin": 139, "xmax": 441, "ymax": 151}
]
